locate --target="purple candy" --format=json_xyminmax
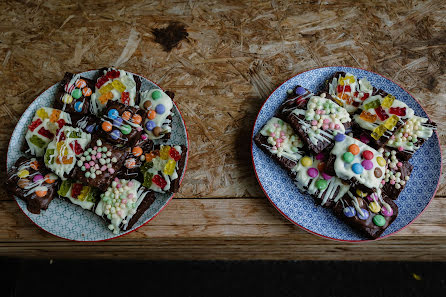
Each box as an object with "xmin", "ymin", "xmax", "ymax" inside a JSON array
[
  {"xmin": 113, "ymin": 117, "xmax": 123, "ymax": 127},
  {"xmin": 86, "ymin": 124, "xmax": 95, "ymax": 133},
  {"xmin": 358, "ymin": 208, "xmax": 370, "ymax": 220},
  {"xmin": 110, "ymin": 129, "xmax": 120, "ymax": 140},
  {"xmin": 315, "ymin": 152, "xmax": 325, "ymax": 160},
  {"xmin": 307, "ymin": 167, "xmax": 319, "ymax": 178},
  {"xmin": 334, "ymin": 133, "xmax": 346, "ymax": 142},
  {"xmin": 361, "ymin": 160, "xmax": 373, "ymax": 170},
  {"xmin": 367, "ymin": 193, "xmax": 378, "ymax": 202},
  {"xmin": 33, "ymin": 174, "xmax": 44, "ymax": 182},
  {"xmin": 295, "ymin": 86, "xmax": 306, "ymax": 96},
  {"xmin": 343, "ymin": 206, "xmax": 356, "ymax": 218},
  {"xmin": 321, "ymin": 172, "xmax": 332, "ymax": 180},
  {"xmin": 360, "ymin": 134, "xmax": 370, "ymax": 144},
  {"xmin": 381, "ymin": 206, "xmax": 394, "ymax": 217},
  {"xmin": 155, "ymin": 104, "xmax": 166, "ymax": 114},
  {"xmin": 145, "ymin": 120, "xmax": 156, "ymax": 131}
]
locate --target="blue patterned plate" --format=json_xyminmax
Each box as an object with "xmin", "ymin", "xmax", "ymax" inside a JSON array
[
  {"xmin": 251, "ymin": 66, "xmax": 441, "ymax": 241},
  {"xmin": 7, "ymin": 70, "xmax": 189, "ymax": 241}
]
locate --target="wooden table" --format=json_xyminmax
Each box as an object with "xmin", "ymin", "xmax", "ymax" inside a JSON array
[{"xmin": 0, "ymin": 0, "xmax": 445, "ymax": 260}]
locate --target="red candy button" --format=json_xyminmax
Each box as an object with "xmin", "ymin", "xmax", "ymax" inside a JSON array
[{"xmin": 362, "ymin": 150, "xmax": 374, "ymax": 160}]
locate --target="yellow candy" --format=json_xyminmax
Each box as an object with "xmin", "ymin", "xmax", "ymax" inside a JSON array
[
  {"xmin": 344, "ymin": 75, "xmax": 355, "ymax": 84},
  {"xmin": 300, "ymin": 156, "xmax": 312, "ymax": 167},
  {"xmin": 111, "ymin": 79, "xmax": 126, "ymax": 92},
  {"xmin": 368, "ymin": 201, "xmax": 381, "ymax": 213},
  {"xmin": 159, "ymin": 145, "xmax": 171, "ymax": 160},
  {"xmin": 333, "ymin": 97, "xmax": 344, "ymax": 106},
  {"xmin": 18, "ymin": 169, "xmax": 30, "ymax": 178},
  {"xmin": 376, "ymin": 156, "xmax": 386, "ymax": 167},
  {"xmin": 36, "ymin": 108, "xmax": 49, "ymax": 119},
  {"xmin": 99, "ymin": 83, "xmax": 114, "ymax": 95},
  {"xmin": 57, "ymin": 142, "xmax": 69, "ymax": 156},
  {"xmin": 371, "ymin": 125, "xmax": 387, "ymax": 140},
  {"xmin": 381, "ymin": 95, "xmax": 395, "ymax": 108},
  {"xmin": 78, "ymin": 186, "xmax": 90, "ymax": 201},
  {"xmin": 62, "ymin": 94, "xmax": 73, "ymax": 104},
  {"xmin": 163, "ymin": 159, "xmax": 176, "ymax": 175},
  {"xmin": 384, "ymin": 115, "xmax": 399, "ymax": 130},
  {"xmin": 356, "ymin": 189, "xmax": 367, "ymax": 198}
]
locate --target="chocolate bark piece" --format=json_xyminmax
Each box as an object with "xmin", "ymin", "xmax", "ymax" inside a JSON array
[
  {"xmin": 379, "ymin": 148, "xmax": 413, "ymax": 200},
  {"xmin": 324, "ymin": 133, "xmax": 386, "ymax": 192},
  {"xmin": 385, "ymin": 116, "xmax": 437, "ymax": 161},
  {"xmin": 139, "ymin": 89, "xmax": 174, "ymax": 140},
  {"xmin": 57, "ymin": 180, "xmax": 99, "ymax": 211},
  {"xmin": 352, "ymin": 88, "xmax": 414, "ymax": 149},
  {"xmin": 97, "ymin": 101, "xmax": 145, "ymax": 147},
  {"xmin": 139, "ymin": 144, "xmax": 187, "ymax": 193},
  {"xmin": 53, "ymin": 72, "xmax": 95, "ymax": 119},
  {"xmin": 277, "ymin": 85, "xmax": 314, "ymax": 118},
  {"xmin": 117, "ymin": 137, "xmax": 154, "ymax": 181},
  {"xmin": 6, "ymin": 157, "xmax": 59, "ymax": 214},
  {"xmin": 90, "ymin": 67, "xmax": 142, "ymax": 115},
  {"xmin": 25, "ymin": 107, "xmax": 72, "ymax": 157},
  {"xmin": 70, "ymin": 138, "xmax": 128, "ymax": 191},
  {"xmin": 253, "ymin": 117, "xmax": 305, "ymax": 174},
  {"xmin": 94, "ymin": 179, "xmax": 156, "ymax": 234},
  {"xmin": 332, "ymin": 190, "xmax": 398, "ymax": 239},
  {"xmin": 72, "ymin": 114, "xmax": 100, "ymax": 134},
  {"xmin": 321, "ymin": 72, "xmax": 373, "ymax": 114}
]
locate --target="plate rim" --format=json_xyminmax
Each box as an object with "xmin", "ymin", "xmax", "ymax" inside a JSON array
[
  {"xmin": 6, "ymin": 69, "xmax": 190, "ymax": 242},
  {"xmin": 250, "ymin": 65, "xmax": 443, "ymax": 242}
]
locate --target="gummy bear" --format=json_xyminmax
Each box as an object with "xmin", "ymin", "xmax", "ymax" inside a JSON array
[
  {"xmin": 169, "ymin": 147, "xmax": 181, "ymax": 161},
  {"xmin": 337, "ymin": 93, "xmax": 350, "ymax": 101},
  {"xmin": 337, "ymin": 85, "xmax": 352, "ymax": 93},
  {"xmin": 374, "ymin": 106, "xmax": 389, "ymax": 121},
  {"xmin": 381, "ymin": 95, "xmax": 395, "ymax": 108},
  {"xmin": 359, "ymin": 111, "xmax": 377, "ymax": 123},
  {"xmin": 345, "ymin": 75, "xmax": 355, "ymax": 84},
  {"xmin": 57, "ymin": 118, "xmax": 66, "ymax": 129},
  {"xmin": 59, "ymin": 131, "xmax": 66, "ymax": 142},
  {"xmin": 361, "ymin": 93, "xmax": 369, "ymax": 101},
  {"xmin": 77, "ymin": 186, "xmax": 90, "ymax": 201},
  {"xmin": 160, "ymin": 145, "xmax": 171, "ymax": 160},
  {"xmin": 44, "ymin": 149, "xmax": 55, "ymax": 164},
  {"xmin": 363, "ymin": 99, "xmax": 381, "ymax": 110},
  {"xmin": 71, "ymin": 183, "xmax": 83, "ymax": 199},
  {"xmin": 142, "ymin": 172, "xmax": 153, "ymax": 188},
  {"xmin": 96, "ymin": 76, "xmax": 108, "ymax": 89},
  {"xmin": 389, "ymin": 107, "xmax": 406, "ymax": 116},
  {"xmin": 69, "ymin": 140, "xmax": 84, "ymax": 155},
  {"xmin": 36, "ymin": 108, "xmax": 49, "ymax": 119},
  {"xmin": 99, "ymin": 83, "xmax": 114, "ymax": 95},
  {"xmin": 152, "ymin": 174, "xmax": 167, "ymax": 189},
  {"xmin": 371, "ymin": 125, "xmax": 387, "ymax": 140},
  {"xmin": 121, "ymin": 92, "xmax": 130, "ymax": 105},
  {"xmin": 38, "ymin": 127, "xmax": 54, "ymax": 139},
  {"xmin": 57, "ymin": 180, "xmax": 72, "ymax": 197},
  {"xmin": 163, "ymin": 159, "xmax": 176, "ymax": 175},
  {"xmin": 28, "ymin": 118, "xmax": 43, "ymax": 132},
  {"xmin": 121, "ymin": 76, "xmax": 136, "ymax": 90},
  {"xmin": 384, "ymin": 115, "xmax": 399, "ymax": 130},
  {"xmin": 56, "ymin": 156, "xmax": 74, "ymax": 165},
  {"xmin": 69, "ymin": 131, "xmax": 81, "ymax": 138},
  {"xmin": 111, "ymin": 80, "xmax": 126, "ymax": 93}
]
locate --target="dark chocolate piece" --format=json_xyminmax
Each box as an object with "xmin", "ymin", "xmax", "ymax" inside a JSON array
[
  {"xmin": 72, "ymin": 114, "xmax": 100, "ymax": 134},
  {"xmin": 277, "ymin": 85, "xmax": 313, "ymax": 118},
  {"xmin": 6, "ymin": 157, "xmax": 59, "ymax": 214},
  {"xmin": 117, "ymin": 138, "xmax": 154, "ymax": 181},
  {"xmin": 379, "ymin": 148, "xmax": 413, "ymax": 200}
]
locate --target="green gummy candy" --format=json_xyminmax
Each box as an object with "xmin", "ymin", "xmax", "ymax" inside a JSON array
[
  {"xmin": 69, "ymin": 131, "xmax": 81, "ymax": 138},
  {"xmin": 363, "ymin": 99, "xmax": 380, "ymax": 110},
  {"xmin": 86, "ymin": 189, "xmax": 98, "ymax": 203},
  {"xmin": 45, "ymin": 149, "xmax": 55, "ymax": 165},
  {"xmin": 140, "ymin": 161, "xmax": 153, "ymax": 174},
  {"xmin": 58, "ymin": 180, "xmax": 72, "ymax": 197},
  {"xmin": 142, "ymin": 172, "xmax": 153, "ymax": 188},
  {"xmin": 30, "ymin": 135, "xmax": 46, "ymax": 148}
]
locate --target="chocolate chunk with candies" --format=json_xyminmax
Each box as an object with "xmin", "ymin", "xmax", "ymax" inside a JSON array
[
  {"xmin": 379, "ymin": 148, "xmax": 413, "ymax": 200},
  {"xmin": 139, "ymin": 89, "xmax": 174, "ymax": 140},
  {"xmin": 117, "ymin": 136, "xmax": 154, "ymax": 181}
]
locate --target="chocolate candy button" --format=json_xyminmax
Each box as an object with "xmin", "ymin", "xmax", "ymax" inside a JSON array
[
  {"xmin": 155, "ymin": 104, "xmax": 166, "ymax": 114},
  {"xmin": 113, "ymin": 117, "xmax": 123, "ymax": 127},
  {"xmin": 343, "ymin": 152, "xmax": 354, "ymax": 163},
  {"xmin": 334, "ymin": 133, "xmax": 346, "ymax": 142},
  {"xmin": 315, "ymin": 179, "xmax": 328, "ymax": 190},
  {"xmin": 374, "ymin": 167, "xmax": 383, "ymax": 178},
  {"xmin": 295, "ymin": 86, "xmax": 306, "ymax": 95},
  {"xmin": 153, "ymin": 126, "xmax": 162, "ymax": 136},
  {"xmin": 352, "ymin": 163, "xmax": 364, "ymax": 174},
  {"xmin": 373, "ymin": 214, "xmax": 386, "ymax": 226},
  {"xmin": 110, "ymin": 129, "xmax": 121, "ymax": 140},
  {"xmin": 72, "ymin": 88, "xmax": 82, "ymax": 99},
  {"xmin": 108, "ymin": 109, "xmax": 119, "ymax": 120},
  {"xmin": 74, "ymin": 101, "xmax": 83, "ymax": 112},
  {"xmin": 120, "ymin": 124, "xmax": 131, "ymax": 135},
  {"xmin": 343, "ymin": 206, "xmax": 356, "ymax": 217},
  {"xmin": 358, "ymin": 208, "xmax": 369, "ymax": 220},
  {"xmin": 145, "ymin": 121, "xmax": 156, "ymax": 131},
  {"xmin": 143, "ymin": 100, "xmax": 152, "ymax": 109},
  {"xmin": 151, "ymin": 90, "xmax": 162, "ymax": 100}
]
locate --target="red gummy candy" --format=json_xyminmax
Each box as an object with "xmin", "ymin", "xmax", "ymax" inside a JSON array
[
  {"xmin": 121, "ymin": 92, "xmax": 130, "ymax": 105},
  {"xmin": 389, "ymin": 107, "xmax": 406, "ymax": 116},
  {"xmin": 374, "ymin": 106, "xmax": 389, "ymax": 121},
  {"xmin": 361, "ymin": 93, "xmax": 369, "ymax": 101},
  {"xmin": 38, "ymin": 127, "xmax": 54, "ymax": 139},
  {"xmin": 169, "ymin": 147, "xmax": 181, "ymax": 161},
  {"xmin": 353, "ymin": 91, "xmax": 359, "ymax": 98},
  {"xmin": 28, "ymin": 118, "xmax": 42, "ymax": 132},
  {"xmin": 71, "ymin": 183, "xmax": 83, "ymax": 198},
  {"xmin": 69, "ymin": 140, "xmax": 83, "ymax": 155},
  {"xmin": 58, "ymin": 131, "xmax": 66, "ymax": 142},
  {"xmin": 107, "ymin": 70, "xmax": 120, "ymax": 79},
  {"xmin": 95, "ymin": 76, "xmax": 108, "ymax": 89},
  {"xmin": 152, "ymin": 175, "xmax": 167, "ymax": 189},
  {"xmin": 337, "ymin": 85, "xmax": 351, "ymax": 93},
  {"xmin": 57, "ymin": 119, "xmax": 66, "ymax": 129}
]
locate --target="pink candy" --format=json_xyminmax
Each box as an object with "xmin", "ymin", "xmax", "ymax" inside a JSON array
[
  {"xmin": 381, "ymin": 206, "xmax": 393, "ymax": 217},
  {"xmin": 122, "ymin": 199, "xmax": 127, "ymax": 204},
  {"xmin": 128, "ymin": 193, "xmax": 134, "ymax": 199},
  {"xmin": 85, "ymin": 163, "xmax": 90, "ymax": 169},
  {"xmin": 101, "ymin": 165, "xmax": 107, "ymax": 171},
  {"xmin": 404, "ymin": 133, "xmax": 408, "ymax": 137},
  {"xmin": 97, "ymin": 153, "xmax": 102, "ymax": 158},
  {"xmin": 316, "ymin": 110, "xmax": 321, "ymax": 115},
  {"xmin": 390, "ymin": 180, "xmax": 396, "ymax": 185},
  {"xmin": 114, "ymin": 178, "xmax": 119, "ymax": 182},
  {"xmin": 361, "ymin": 160, "xmax": 373, "ymax": 170},
  {"xmin": 91, "ymin": 155, "xmax": 96, "ymax": 160},
  {"xmin": 398, "ymin": 146, "xmax": 404, "ymax": 151},
  {"xmin": 311, "ymin": 120, "xmax": 318, "ymax": 126},
  {"xmin": 321, "ymin": 172, "xmax": 332, "ymax": 180},
  {"xmin": 381, "ymin": 180, "xmax": 386, "ymax": 185},
  {"xmin": 323, "ymin": 119, "xmax": 330, "ymax": 124},
  {"xmin": 93, "ymin": 146, "xmax": 98, "ymax": 150},
  {"xmin": 334, "ymin": 124, "xmax": 340, "ymax": 130},
  {"xmin": 329, "ymin": 123, "xmax": 335, "ymax": 129},
  {"xmin": 116, "ymin": 184, "xmax": 121, "ymax": 188},
  {"xmin": 270, "ymin": 132, "xmax": 275, "ymax": 137},
  {"xmin": 307, "ymin": 168, "xmax": 318, "ymax": 178},
  {"xmin": 141, "ymin": 134, "xmax": 148, "ymax": 140},
  {"xmin": 280, "ymin": 131, "xmax": 285, "ymax": 137},
  {"xmin": 322, "ymin": 124, "xmax": 329, "ymax": 130},
  {"xmin": 95, "ymin": 164, "xmax": 99, "ymax": 169},
  {"xmin": 109, "ymin": 168, "xmax": 116, "ymax": 174},
  {"xmin": 320, "ymin": 110, "xmax": 325, "ymax": 115},
  {"xmin": 128, "ymin": 182, "xmax": 134, "ymax": 187},
  {"xmin": 397, "ymin": 162, "xmax": 402, "ymax": 167},
  {"xmin": 89, "ymin": 161, "xmax": 95, "ymax": 166}
]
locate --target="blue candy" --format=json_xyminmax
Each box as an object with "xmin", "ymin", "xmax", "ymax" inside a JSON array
[
  {"xmin": 155, "ymin": 104, "xmax": 166, "ymax": 114},
  {"xmin": 295, "ymin": 86, "xmax": 306, "ymax": 96},
  {"xmin": 358, "ymin": 208, "xmax": 369, "ymax": 220},
  {"xmin": 334, "ymin": 133, "xmax": 346, "ymax": 142},
  {"xmin": 352, "ymin": 163, "xmax": 364, "ymax": 174},
  {"xmin": 110, "ymin": 129, "xmax": 120, "ymax": 140},
  {"xmin": 74, "ymin": 101, "xmax": 84, "ymax": 112},
  {"xmin": 113, "ymin": 117, "xmax": 123, "ymax": 127},
  {"xmin": 343, "ymin": 206, "xmax": 356, "ymax": 218},
  {"xmin": 108, "ymin": 109, "xmax": 119, "ymax": 120},
  {"xmin": 145, "ymin": 120, "xmax": 156, "ymax": 131},
  {"xmin": 86, "ymin": 124, "xmax": 95, "ymax": 133}
]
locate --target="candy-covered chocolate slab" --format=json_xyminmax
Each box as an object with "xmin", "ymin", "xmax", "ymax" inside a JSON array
[
  {"xmin": 97, "ymin": 101, "xmax": 145, "ymax": 147},
  {"xmin": 44, "ymin": 126, "xmax": 91, "ymax": 179},
  {"xmin": 285, "ymin": 94, "xmax": 352, "ymax": 154},
  {"xmin": 25, "ymin": 107, "xmax": 71, "ymax": 157},
  {"xmin": 140, "ymin": 144, "xmax": 187, "ymax": 193},
  {"xmin": 53, "ymin": 72, "xmax": 94, "ymax": 118},
  {"xmin": 6, "ymin": 157, "xmax": 59, "ymax": 214},
  {"xmin": 332, "ymin": 190, "xmax": 398, "ymax": 239},
  {"xmin": 94, "ymin": 179, "xmax": 155, "ymax": 234},
  {"xmin": 322, "ymin": 72, "xmax": 373, "ymax": 114},
  {"xmin": 70, "ymin": 138, "xmax": 128, "ymax": 191},
  {"xmin": 325, "ymin": 133, "xmax": 386, "ymax": 192},
  {"xmin": 139, "ymin": 89, "xmax": 173, "ymax": 140},
  {"xmin": 290, "ymin": 151, "xmax": 350, "ymax": 208},
  {"xmin": 57, "ymin": 179, "xmax": 98, "ymax": 210},
  {"xmin": 253, "ymin": 117, "xmax": 305, "ymax": 173},
  {"xmin": 72, "ymin": 114, "xmax": 100, "ymax": 134},
  {"xmin": 90, "ymin": 68, "xmax": 141, "ymax": 114},
  {"xmin": 385, "ymin": 116, "xmax": 436, "ymax": 161},
  {"xmin": 379, "ymin": 148, "xmax": 413, "ymax": 200},
  {"xmin": 277, "ymin": 85, "xmax": 314, "ymax": 118},
  {"xmin": 117, "ymin": 136, "xmax": 154, "ymax": 181},
  {"xmin": 353, "ymin": 88, "xmax": 415, "ymax": 148}
]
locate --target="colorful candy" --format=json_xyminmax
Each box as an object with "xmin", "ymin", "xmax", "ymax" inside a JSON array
[
  {"xmin": 72, "ymin": 89, "xmax": 82, "ymax": 99},
  {"xmin": 373, "ymin": 214, "xmax": 386, "ymax": 226},
  {"xmin": 155, "ymin": 104, "xmax": 166, "ymax": 114},
  {"xmin": 131, "ymin": 114, "xmax": 142, "ymax": 125},
  {"xmin": 376, "ymin": 156, "xmax": 386, "ymax": 167},
  {"xmin": 112, "ymin": 79, "xmax": 126, "ymax": 92},
  {"xmin": 381, "ymin": 206, "xmax": 393, "ymax": 217},
  {"xmin": 371, "ymin": 125, "xmax": 387, "ymax": 140},
  {"xmin": 120, "ymin": 124, "xmax": 131, "ymax": 135},
  {"xmin": 75, "ymin": 79, "xmax": 87, "ymax": 88},
  {"xmin": 61, "ymin": 94, "xmax": 73, "ymax": 104},
  {"xmin": 343, "ymin": 206, "xmax": 356, "ymax": 217},
  {"xmin": 152, "ymin": 174, "xmax": 167, "ymax": 189},
  {"xmin": 145, "ymin": 121, "xmax": 156, "ymax": 131},
  {"xmin": 359, "ymin": 111, "xmax": 377, "ymax": 123},
  {"xmin": 363, "ymin": 99, "xmax": 380, "ymax": 110},
  {"xmin": 113, "ymin": 117, "xmax": 123, "ymax": 127},
  {"xmin": 358, "ymin": 209, "xmax": 369, "ymax": 220},
  {"xmin": 99, "ymin": 83, "xmax": 114, "ymax": 95},
  {"xmin": 18, "ymin": 169, "xmax": 30, "ymax": 178},
  {"xmin": 368, "ymin": 201, "xmax": 381, "ymax": 213},
  {"xmin": 152, "ymin": 90, "xmax": 162, "ymax": 100},
  {"xmin": 108, "ymin": 109, "xmax": 119, "ymax": 119},
  {"xmin": 35, "ymin": 187, "xmax": 48, "ymax": 197},
  {"xmin": 362, "ymin": 150, "xmax": 373, "ymax": 160},
  {"xmin": 125, "ymin": 158, "xmax": 136, "ymax": 169},
  {"xmin": 163, "ymin": 159, "xmax": 176, "ymax": 175},
  {"xmin": 160, "ymin": 145, "xmax": 171, "ymax": 160},
  {"xmin": 348, "ymin": 144, "xmax": 360, "ymax": 155},
  {"xmin": 36, "ymin": 108, "xmax": 49, "ymax": 119},
  {"xmin": 110, "ymin": 129, "xmax": 121, "ymax": 140},
  {"xmin": 374, "ymin": 106, "xmax": 389, "ymax": 121},
  {"xmin": 28, "ymin": 118, "xmax": 43, "ymax": 132},
  {"xmin": 352, "ymin": 163, "xmax": 364, "ymax": 174},
  {"xmin": 132, "ymin": 146, "xmax": 143, "ymax": 157},
  {"xmin": 122, "ymin": 111, "xmax": 131, "ymax": 121},
  {"xmin": 102, "ymin": 121, "xmax": 112, "ymax": 132},
  {"xmin": 307, "ymin": 168, "xmax": 318, "ymax": 178},
  {"xmin": 343, "ymin": 152, "xmax": 354, "ymax": 163},
  {"xmin": 169, "ymin": 147, "xmax": 181, "ymax": 161},
  {"xmin": 295, "ymin": 86, "xmax": 306, "ymax": 95},
  {"xmin": 334, "ymin": 133, "xmax": 346, "ymax": 142},
  {"xmin": 374, "ymin": 167, "xmax": 383, "ymax": 178},
  {"xmin": 315, "ymin": 179, "xmax": 328, "ymax": 190},
  {"xmin": 389, "ymin": 107, "xmax": 406, "ymax": 116},
  {"xmin": 74, "ymin": 101, "xmax": 83, "ymax": 112},
  {"xmin": 381, "ymin": 95, "xmax": 395, "ymax": 108},
  {"xmin": 300, "ymin": 156, "xmax": 312, "ymax": 167},
  {"xmin": 361, "ymin": 160, "xmax": 373, "ymax": 170}
]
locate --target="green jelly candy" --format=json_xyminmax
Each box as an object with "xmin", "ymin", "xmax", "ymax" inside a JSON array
[
  {"xmin": 72, "ymin": 88, "xmax": 82, "ymax": 99},
  {"xmin": 86, "ymin": 189, "xmax": 98, "ymax": 203},
  {"xmin": 120, "ymin": 124, "xmax": 132, "ymax": 135},
  {"xmin": 58, "ymin": 180, "xmax": 72, "ymax": 197},
  {"xmin": 140, "ymin": 161, "xmax": 153, "ymax": 174},
  {"xmin": 343, "ymin": 152, "xmax": 354, "ymax": 163},
  {"xmin": 142, "ymin": 172, "xmax": 153, "ymax": 188},
  {"xmin": 45, "ymin": 149, "xmax": 55, "ymax": 165},
  {"xmin": 315, "ymin": 179, "xmax": 328, "ymax": 190},
  {"xmin": 69, "ymin": 131, "xmax": 81, "ymax": 138},
  {"xmin": 151, "ymin": 90, "xmax": 162, "ymax": 100},
  {"xmin": 30, "ymin": 135, "xmax": 46, "ymax": 148},
  {"xmin": 363, "ymin": 99, "xmax": 380, "ymax": 110},
  {"xmin": 373, "ymin": 214, "xmax": 386, "ymax": 227}
]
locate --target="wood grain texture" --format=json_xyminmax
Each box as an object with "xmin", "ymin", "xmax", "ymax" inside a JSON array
[{"xmin": 0, "ymin": 0, "xmax": 445, "ymax": 259}]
